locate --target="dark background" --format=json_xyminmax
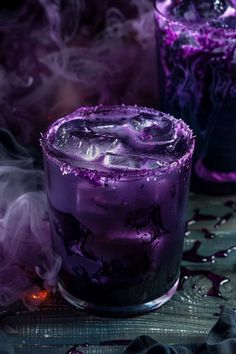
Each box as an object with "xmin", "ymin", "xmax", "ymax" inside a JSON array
[{"xmin": 0, "ymin": 0, "xmax": 157, "ymax": 147}]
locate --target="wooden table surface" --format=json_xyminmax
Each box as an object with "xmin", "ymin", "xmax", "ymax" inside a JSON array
[{"xmin": 2, "ymin": 193, "xmax": 236, "ymax": 354}]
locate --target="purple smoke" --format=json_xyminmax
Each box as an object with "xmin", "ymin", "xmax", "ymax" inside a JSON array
[
  {"xmin": 0, "ymin": 0, "xmax": 156, "ymax": 308},
  {"xmin": 0, "ymin": 0, "xmax": 156, "ymax": 145},
  {"xmin": 0, "ymin": 129, "xmax": 61, "ymax": 309}
]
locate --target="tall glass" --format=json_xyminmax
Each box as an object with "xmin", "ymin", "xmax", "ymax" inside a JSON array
[
  {"xmin": 155, "ymin": 0, "xmax": 236, "ymax": 194},
  {"xmin": 41, "ymin": 105, "xmax": 194, "ymax": 316}
]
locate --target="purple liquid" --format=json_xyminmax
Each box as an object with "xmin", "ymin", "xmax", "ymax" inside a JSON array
[
  {"xmin": 183, "ymin": 240, "xmax": 214, "ymax": 262},
  {"xmin": 182, "ymin": 240, "xmax": 236, "ymax": 262},
  {"xmin": 42, "ymin": 105, "xmax": 194, "ymax": 315},
  {"xmin": 187, "ymin": 208, "xmax": 216, "ymax": 226},
  {"xmin": 187, "ymin": 208, "xmax": 233, "ymax": 228},
  {"xmin": 214, "ymin": 212, "xmax": 233, "ymax": 228},
  {"xmin": 202, "ymin": 228, "xmax": 216, "ymax": 239},
  {"xmin": 155, "ymin": 0, "xmax": 236, "ymax": 194},
  {"xmin": 180, "ymin": 267, "xmax": 229, "ymax": 299},
  {"xmin": 225, "ymin": 200, "xmax": 236, "ymax": 212}
]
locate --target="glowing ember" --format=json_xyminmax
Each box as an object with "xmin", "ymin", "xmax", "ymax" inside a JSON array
[
  {"xmin": 31, "ymin": 290, "xmax": 48, "ymax": 301},
  {"xmin": 23, "ymin": 289, "xmax": 50, "ymax": 310}
]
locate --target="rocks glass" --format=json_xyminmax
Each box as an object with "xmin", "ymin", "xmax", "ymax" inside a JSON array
[{"xmin": 41, "ymin": 105, "xmax": 194, "ymax": 316}]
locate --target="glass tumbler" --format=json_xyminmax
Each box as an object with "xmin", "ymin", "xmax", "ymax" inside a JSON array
[
  {"xmin": 41, "ymin": 105, "xmax": 194, "ymax": 316},
  {"xmin": 155, "ymin": 0, "xmax": 236, "ymax": 194}
]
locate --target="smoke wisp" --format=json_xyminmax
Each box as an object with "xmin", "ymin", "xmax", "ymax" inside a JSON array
[
  {"xmin": 0, "ymin": 129, "xmax": 61, "ymax": 309},
  {"xmin": 0, "ymin": 0, "xmax": 156, "ymax": 145},
  {"xmin": 0, "ymin": 0, "xmax": 156, "ymax": 309}
]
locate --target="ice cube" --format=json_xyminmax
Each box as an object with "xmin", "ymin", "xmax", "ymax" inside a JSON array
[
  {"xmin": 52, "ymin": 110, "xmax": 187, "ymax": 170},
  {"xmin": 104, "ymin": 153, "xmax": 144, "ymax": 170},
  {"xmin": 103, "ymin": 152, "xmax": 167, "ymax": 171},
  {"xmin": 130, "ymin": 113, "xmax": 157, "ymax": 132},
  {"xmin": 54, "ymin": 120, "xmax": 91, "ymax": 149},
  {"xmin": 55, "ymin": 133, "xmax": 100, "ymax": 161},
  {"xmin": 104, "ymin": 153, "xmax": 137, "ymax": 170},
  {"xmin": 144, "ymin": 157, "xmax": 168, "ymax": 170},
  {"xmin": 196, "ymin": 0, "xmax": 227, "ymax": 19},
  {"xmin": 73, "ymin": 137, "xmax": 99, "ymax": 161},
  {"xmin": 131, "ymin": 113, "xmax": 175, "ymax": 145},
  {"xmin": 91, "ymin": 121, "xmax": 124, "ymax": 136},
  {"xmin": 165, "ymin": 135, "xmax": 188, "ymax": 157},
  {"xmin": 170, "ymin": 0, "xmax": 227, "ymax": 22},
  {"xmin": 85, "ymin": 137, "xmax": 120, "ymax": 160},
  {"xmin": 141, "ymin": 119, "xmax": 175, "ymax": 144},
  {"xmin": 54, "ymin": 125, "xmax": 120, "ymax": 161},
  {"xmin": 171, "ymin": 1, "xmax": 199, "ymax": 21}
]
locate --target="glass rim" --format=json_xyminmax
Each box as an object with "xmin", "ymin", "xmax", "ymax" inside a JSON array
[
  {"xmin": 41, "ymin": 105, "xmax": 195, "ymax": 181},
  {"xmin": 153, "ymin": 0, "xmax": 236, "ymax": 33}
]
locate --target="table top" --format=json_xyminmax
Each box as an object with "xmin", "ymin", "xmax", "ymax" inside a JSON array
[{"xmin": 2, "ymin": 193, "xmax": 236, "ymax": 354}]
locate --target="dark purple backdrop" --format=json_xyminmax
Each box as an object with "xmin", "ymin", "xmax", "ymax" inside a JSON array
[{"xmin": 0, "ymin": 0, "xmax": 157, "ymax": 146}]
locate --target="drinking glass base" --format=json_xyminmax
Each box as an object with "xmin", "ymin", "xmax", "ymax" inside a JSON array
[{"xmin": 58, "ymin": 278, "xmax": 179, "ymax": 317}]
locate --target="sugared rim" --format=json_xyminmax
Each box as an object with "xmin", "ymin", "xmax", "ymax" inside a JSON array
[
  {"xmin": 154, "ymin": 0, "xmax": 236, "ymax": 34},
  {"xmin": 41, "ymin": 105, "xmax": 194, "ymax": 180}
]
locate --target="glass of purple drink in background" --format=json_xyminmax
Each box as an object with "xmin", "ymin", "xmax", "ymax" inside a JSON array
[
  {"xmin": 155, "ymin": 0, "xmax": 236, "ymax": 194},
  {"xmin": 41, "ymin": 105, "xmax": 194, "ymax": 316}
]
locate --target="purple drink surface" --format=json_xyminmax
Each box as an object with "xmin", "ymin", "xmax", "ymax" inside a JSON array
[
  {"xmin": 42, "ymin": 105, "xmax": 194, "ymax": 314},
  {"xmin": 44, "ymin": 106, "xmax": 193, "ymax": 177},
  {"xmin": 155, "ymin": 0, "xmax": 236, "ymax": 194}
]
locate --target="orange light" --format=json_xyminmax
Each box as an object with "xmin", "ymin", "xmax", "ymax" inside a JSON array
[{"xmin": 31, "ymin": 290, "xmax": 48, "ymax": 301}]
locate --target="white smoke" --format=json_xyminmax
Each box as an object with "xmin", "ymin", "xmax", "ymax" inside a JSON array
[{"xmin": 0, "ymin": 130, "xmax": 61, "ymax": 309}]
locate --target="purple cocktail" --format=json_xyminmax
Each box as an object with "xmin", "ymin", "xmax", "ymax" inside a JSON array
[
  {"xmin": 155, "ymin": 0, "xmax": 236, "ymax": 194},
  {"xmin": 41, "ymin": 105, "xmax": 194, "ymax": 316}
]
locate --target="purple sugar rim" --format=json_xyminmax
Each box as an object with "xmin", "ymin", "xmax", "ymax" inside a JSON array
[{"xmin": 41, "ymin": 105, "xmax": 194, "ymax": 181}]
